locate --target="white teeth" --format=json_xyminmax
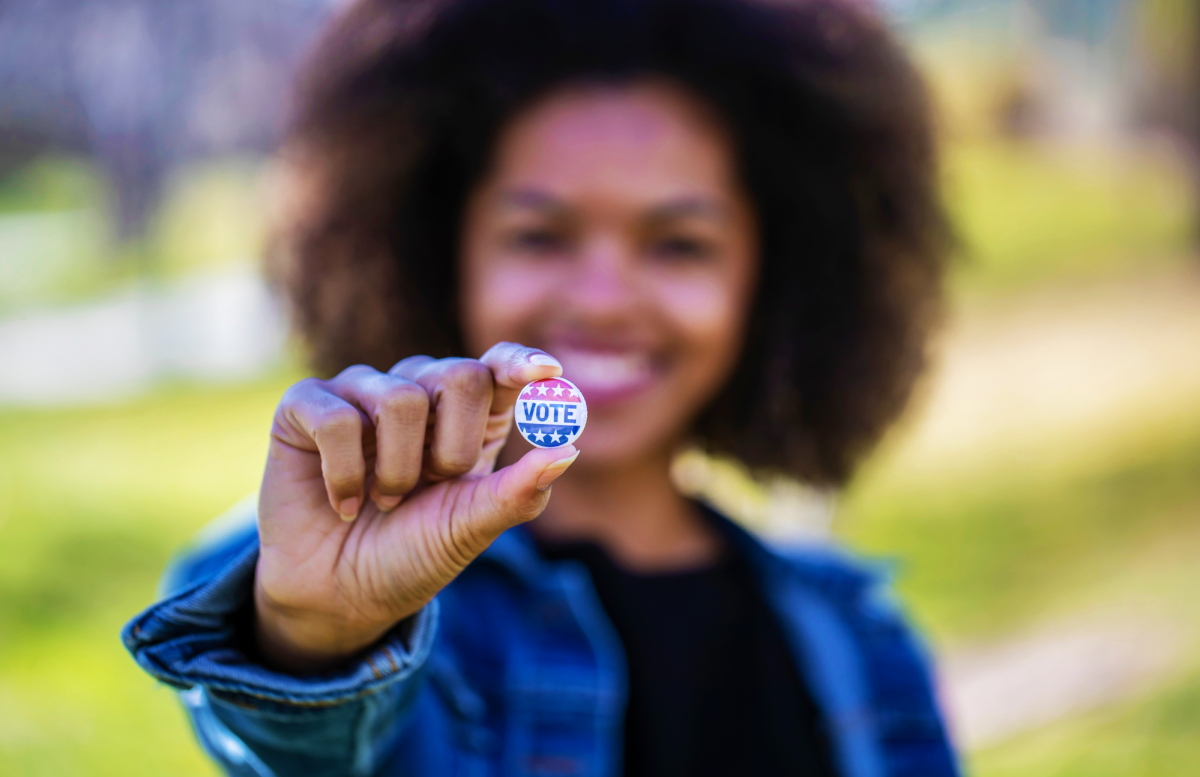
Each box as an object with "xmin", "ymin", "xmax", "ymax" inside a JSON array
[{"xmin": 556, "ymin": 349, "xmax": 653, "ymax": 390}]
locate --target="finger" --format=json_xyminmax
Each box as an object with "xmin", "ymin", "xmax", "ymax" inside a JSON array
[
  {"xmin": 462, "ymin": 444, "xmax": 580, "ymax": 540},
  {"xmin": 478, "ymin": 342, "xmax": 562, "ymax": 416},
  {"xmin": 391, "ymin": 357, "xmax": 495, "ymax": 479},
  {"xmin": 326, "ymin": 365, "xmax": 429, "ymax": 511},
  {"xmin": 277, "ymin": 378, "xmax": 368, "ymax": 520}
]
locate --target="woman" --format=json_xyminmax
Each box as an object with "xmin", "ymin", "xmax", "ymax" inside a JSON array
[{"xmin": 124, "ymin": 0, "xmax": 956, "ymax": 775}]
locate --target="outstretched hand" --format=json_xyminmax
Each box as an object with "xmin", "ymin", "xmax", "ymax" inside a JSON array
[{"xmin": 254, "ymin": 342, "xmax": 578, "ymax": 672}]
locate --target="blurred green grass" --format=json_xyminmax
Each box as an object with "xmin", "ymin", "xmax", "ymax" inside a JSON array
[
  {"xmin": 0, "ymin": 378, "xmax": 297, "ymax": 777},
  {"xmin": 944, "ymin": 140, "xmax": 1195, "ymax": 292},
  {"xmin": 972, "ymin": 666, "xmax": 1200, "ymax": 777},
  {"xmin": 0, "ymin": 157, "xmax": 265, "ymax": 315},
  {"xmin": 841, "ymin": 409, "xmax": 1200, "ymax": 645}
]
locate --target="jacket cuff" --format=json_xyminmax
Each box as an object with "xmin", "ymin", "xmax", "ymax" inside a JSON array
[{"xmin": 122, "ymin": 538, "xmax": 438, "ymax": 708}]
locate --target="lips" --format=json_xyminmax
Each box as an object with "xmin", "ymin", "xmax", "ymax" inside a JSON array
[{"xmin": 549, "ymin": 344, "xmax": 659, "ymax": 406}]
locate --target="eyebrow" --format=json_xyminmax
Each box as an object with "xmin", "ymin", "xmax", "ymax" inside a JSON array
[
  {"xmin": 498, "ymin": 189, "xmax": 567, "ymax": 213},
  {"xmin": 498, "ymin": 188, "xmax": 729, "ymax": 222},
  {"xmin": 645, "ymin": 197, "xmax": 729, "ymax": 222}
]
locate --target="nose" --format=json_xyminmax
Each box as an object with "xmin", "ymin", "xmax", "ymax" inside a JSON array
[{"xmin": 561, "ymin": 235, "xmax": 641, "ymax": 322}]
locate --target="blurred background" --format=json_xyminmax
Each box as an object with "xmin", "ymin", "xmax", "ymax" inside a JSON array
[{"xmin": 0, "ymin": 0, "xmax": 1197, "ymax": 774}]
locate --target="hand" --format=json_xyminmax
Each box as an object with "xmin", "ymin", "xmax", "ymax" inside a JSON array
[{"xmin": 253, "ymin": 342, "xmax": 577, "ymax": 672}]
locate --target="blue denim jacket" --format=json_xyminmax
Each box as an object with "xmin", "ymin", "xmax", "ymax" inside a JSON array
[{"xmin": 123, "ymin": 501, "xmax": 958, "ymax": 777}]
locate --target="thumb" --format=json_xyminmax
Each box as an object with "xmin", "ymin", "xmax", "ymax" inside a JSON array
[{"xmin": 466, "ymin": 445, "xmax": 579, "ymax": 537}]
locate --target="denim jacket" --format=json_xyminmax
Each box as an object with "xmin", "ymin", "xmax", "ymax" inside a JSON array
[{"xmin": 122, "ymin": 501, "xmax": 959, "ymax": 777}]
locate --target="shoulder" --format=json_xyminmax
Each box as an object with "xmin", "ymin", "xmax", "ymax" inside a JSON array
[
  {"xmin": 767, "ymin": 541, "xmax": 888, "ymax": 601},
  {"xmin": 763, "ymin": 538, "xmax": 930, "ymax": 667},
  {"xmin": 762, "ymin": 539, "xmax": 936, "ymax": 672},
  {"xmin": 765, "ymin": 540, "xmax": 926, "ymax": 637},
  {"xmin": 763, "ymin": 539, "xmax": 959, "ymax": 772}
]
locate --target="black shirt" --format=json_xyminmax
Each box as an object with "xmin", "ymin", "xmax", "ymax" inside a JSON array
[{"xmin": 536, "ymin": 539, "xmax": 837, "ymax": 777}]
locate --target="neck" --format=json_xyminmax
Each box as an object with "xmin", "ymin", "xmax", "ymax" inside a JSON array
[{"xmin": 530, "ymin": 445, "xmax": 721, "ymax": 572}]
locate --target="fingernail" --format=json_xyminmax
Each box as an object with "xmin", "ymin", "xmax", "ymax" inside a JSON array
[
  {"xmin": 338, "ymin": 497, "xmax": 361, "ymax": 521},
  {"xmin": 375, "ymin": 494, "xmax": 401, "ymax": 512},
  {"xmin": 528, "ymin": 353, "xmax": 561, "ymax": 369},
  {"xmin": 536, "ymin": 448, "xmax": 579, "ymax": 490}
]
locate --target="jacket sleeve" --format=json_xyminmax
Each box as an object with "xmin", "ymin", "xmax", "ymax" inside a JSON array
[{"xmin": 121, "ymin": 500, "xmax": 438, "ymax": 777}]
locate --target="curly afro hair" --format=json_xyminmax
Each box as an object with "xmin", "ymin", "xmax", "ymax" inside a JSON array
[{"xmin": 270, "ymin": 0, "xmax": 951, "ymax": 486}]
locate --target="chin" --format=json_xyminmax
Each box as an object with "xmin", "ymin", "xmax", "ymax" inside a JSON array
[{"xmin": 569, "ymin": 414, "xmax": 679, "ymax": 470}]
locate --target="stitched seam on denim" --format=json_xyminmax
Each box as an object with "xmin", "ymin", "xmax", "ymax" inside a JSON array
[
  {"xmin": 161, "ymin": 649, "xmax": 422, "ymax": 705},
  {"xmin": 150, "ymin": 604, "xmax": 439, "ymax": 706}
]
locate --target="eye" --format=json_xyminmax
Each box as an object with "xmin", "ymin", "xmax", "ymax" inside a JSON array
[
  {"xmin": 649, "ymin": 236, "xmax": 713, "ymax": 261},
  {"xmin": 509, "ymin": 228, "xmax": 569, "ymax": 255}
]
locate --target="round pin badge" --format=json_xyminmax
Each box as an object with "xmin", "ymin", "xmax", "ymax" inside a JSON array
[{"xmin": 516, "ymin": 377, "xmax": 587, "ymax": 448}]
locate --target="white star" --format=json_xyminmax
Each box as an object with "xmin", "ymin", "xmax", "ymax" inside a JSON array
[
  {"xmin": 534, "ymin": 432, "xmax": 545, "ymax": 442},
  {"xmin": 552, "ymin": 385, "xmax": 564, "ymax": 397},
  {"xmin": 567, "ymin": 388, "xmax": 579, "ymax": 399},
  {"xmin": 536, "ymin": 385, "xmax": 547, "ymax": 396}
]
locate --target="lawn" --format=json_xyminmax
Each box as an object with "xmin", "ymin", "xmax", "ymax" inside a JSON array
[
  {"xmin": 840, "ymin": 406, "xmax": 1200, "ymax": 645},
  {"xmin": 943, "ymin": 139, "xmax": 1195, "ymax": 293},
  {"xmin": 0, "ymin": 378, "xmax": 296, "ymax": 777},
  {"xmin": 972, "ymin": 665, "xmax": 1200, "ymax": 777}
]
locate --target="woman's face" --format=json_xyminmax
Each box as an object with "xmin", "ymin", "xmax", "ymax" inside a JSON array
[{"xmin": 460, "ymin": 81, "xmax": 759, "ymax": 468}]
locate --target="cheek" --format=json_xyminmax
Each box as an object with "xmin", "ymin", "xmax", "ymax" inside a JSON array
[
  {"xmin": 460, "ymin": 255, "xmax": 561, "ymax": 355},
  {"xmin": 650, "ymin": 269, "xmax": 750, "ymax": 364}
]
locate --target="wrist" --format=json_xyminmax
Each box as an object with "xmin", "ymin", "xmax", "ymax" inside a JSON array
[{"xmin": 253, "ymin": 580, "xmax": 395, "ymax": 674}]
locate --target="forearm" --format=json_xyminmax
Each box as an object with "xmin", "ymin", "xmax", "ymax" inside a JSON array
[{"xmin": 123, "ymin": 523, "xmax": 438, "ymax": 777}]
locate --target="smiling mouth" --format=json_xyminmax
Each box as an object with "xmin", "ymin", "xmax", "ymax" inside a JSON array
[{"xmin": 551, "ymin": 345, "xmax": 659, "ymax": 405}]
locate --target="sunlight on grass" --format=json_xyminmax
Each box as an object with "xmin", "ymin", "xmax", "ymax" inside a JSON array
[
  {"xmin": 973, "ymin": 667, "xmax": 1200, "ymax": 777},
  {"xmin": 0, "ymin": 157, "xmax": 269, "ymax": 316},
  {"xmin": 944, "ymin": 139, "xmax": 1195, "ymax": 292},
  {"xmin": 0, "ymin": 377, "xmax": 297, "ymax": 777},
  {"xmin": 840, "ymin": 405, "xmax": 1200, "ymax": 645},
  {"xmin": 0, "ymin": 157, "xmax": 120, "ymax": 313},
  {"xmin": 149, "ymin": 159, "xmax": 268, "ymax": 278}
]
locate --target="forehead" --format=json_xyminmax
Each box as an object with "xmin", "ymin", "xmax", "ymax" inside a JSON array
[{"xmin": 486, "ymin": 81, "xmax": 738, "ymax": 205}]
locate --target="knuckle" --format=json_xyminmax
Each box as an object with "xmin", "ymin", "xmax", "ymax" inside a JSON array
[
  {"xmin": 389, "ymin": 354, "xmax": 433, "ymax": 375},
  {"xmin": 479, "ymin": 341, "xmax": 512, "ymax": 361},
  {"xmin": 376, "ymin": 470, "xmax": 418, "ymax": 494},
  {"xmin": 432, "ymin": 451, "xmax": 478, "ymax": 478},
  {"xmin": 314, "ymin": 404, "xmax": 362, "ymax": 439},
  {"xmin": 326, "ymin": 469, "xmax": 363, "ymax": 492},
  {"xmin": 441, "ymin": 359, "xmax": 493, "ymax": 397},
  {"xmin": 335, "ymin": 363, "xmax": 378, "ymax": 382},
  {"xmin": 378, "ymin": 380, "xmax": 429, "ymax": 424},
  {"xmin": 483, "ymin": 341, "xmax": 527, "ymax": 370},
  {"xmin": 278, "ymin": 377, "xmax": 321, "ymax": 409},
  {"xmin": 495, "ymin": 472, "xmax": 547, "ymax": 523},
  {"xmin": 513, "ymin": 490, "xmax": 549, "ymax": 523},
  {"xmin": 521, "ymin": 474, "xmax": 553, "ymax": 515}
]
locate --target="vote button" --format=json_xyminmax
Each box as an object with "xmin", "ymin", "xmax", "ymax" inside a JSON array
[{"xmin": 516, "ymin": 377, "xmax": 587, "ymax": 448}]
